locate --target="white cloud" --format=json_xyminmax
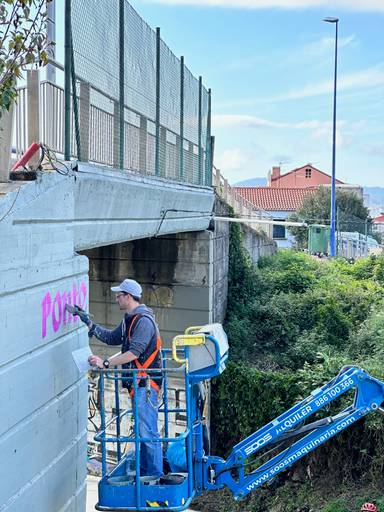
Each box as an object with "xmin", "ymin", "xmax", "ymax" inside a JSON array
[
  {"xmin": 213, "ymin": 114, "xmax": 284, "ymax": 128},
  {"xmin": 302, "ymin": 35, "xmax": 357, "ymax": 58},
  {"xmin": 144, "ymin": 0, "xmax": 384, "ymax": 11},
  {"xmin": 213, "ymin": 114, "xmax": 341, "ymax": 131},
  {"xmin": 361, "ymin": 143, "xmax": 384, "ymax": 157},
  {"xmin": 216, "ymin": 63, "xmax": 384, "ymax": 109},
  {"xmin": 213, "ymin": 114, "xmax": 367, "ymax": 150},
  {"xmin": 215, "ymin": 148, "xmax": 252, "ymax": 173},
  {"xmin": 275, "ymin": 63, "xmax": 384, "ymax": 101}
]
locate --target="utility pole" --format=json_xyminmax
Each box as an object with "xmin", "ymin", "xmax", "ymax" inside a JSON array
[{"xmin": 323, "ymin": 17, "xmax": 339, "ymax": 257}]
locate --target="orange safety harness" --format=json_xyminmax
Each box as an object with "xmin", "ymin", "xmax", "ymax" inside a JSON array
[{"xmin": 127, "ymin": 314, "xmax": 162, "ymax": 397}]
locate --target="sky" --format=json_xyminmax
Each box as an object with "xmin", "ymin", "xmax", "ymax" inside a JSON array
[{"xmin": 130, "ymin": 0, "xmax": 383, "ymax": 187}]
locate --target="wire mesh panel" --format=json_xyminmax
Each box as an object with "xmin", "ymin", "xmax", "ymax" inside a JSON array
[
  {"xmin": 124, "ymin": 123, "xmax": 140, "ymax": 172},
  {"xmin": 72, "ymin": 0, "xmax": 120, "ymax": 101},
  {"xmin": 146, "ymin": 121, "xmax": 156, "ymax": 175},
  {"xmin": 165, "ymin": 131, "xmax": 177, "ymax": 180},
  {"xmin": 69, "ymin": 0, "xmax": 212, "ymax": 186},
  {"xmin": 71, "ymin": 0, "xmax": 118, "ymax": 164},
  {"xmin": 89, "ymin": 105, "xmax": 114, "ymax": 165},
  {"xmin": 160, "ymin": 40, "xmax": 181, "ymax": 134},
  {"xmin": 192, "ymin": 143, "xmax": 199, "ymax": 185},
  {"xmin": 124, "ymin": 4, "xmax": 157, "ymax": 122},
  {"xmin": 183, "ymin": 67, "xmax": 199, "ymax": 147},
  {"xmin": 201, "ymin": 87, "xmax": 211, "ymax": 185}
]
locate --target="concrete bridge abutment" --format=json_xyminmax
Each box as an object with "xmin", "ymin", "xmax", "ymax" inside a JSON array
[
  {"xmin": 83, "ymin": 227, "xmax": 229, "ymax": 358},
  {"xmin": 0, "ymin": 165, "xmax": 215, "ymax": 511},
  {"xmin": 0, "ymin": 163, "xmax": 275, "ymax": 511}
]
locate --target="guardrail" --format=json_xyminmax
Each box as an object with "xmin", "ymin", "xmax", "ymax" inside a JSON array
[
  {"xmin": 10, "ymin": 71, "xmax": 273, "ymax": 239},
  {"xmin": 11, "ymin": 68, "xmax": 210, "ymax": 186}
]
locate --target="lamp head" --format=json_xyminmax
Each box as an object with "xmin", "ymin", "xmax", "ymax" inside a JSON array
[{"xmin": 323, "ymin": 17, "xmax": 339, "ymax": 23}]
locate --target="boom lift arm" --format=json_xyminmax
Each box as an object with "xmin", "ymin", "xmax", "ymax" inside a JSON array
[
  {"xmin": 204, "ymin": 366, "xmax": 384, "ymax": 500},
  {"xmin": 91, "ymin": 324, "xmax": 384, "ymax": 511}
]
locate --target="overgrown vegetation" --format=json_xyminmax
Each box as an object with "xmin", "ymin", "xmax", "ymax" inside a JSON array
[
  {"xmin": 206, "ymin": 223, "xmax": 384, "ymax": 511},
  {"xmin": 288, "ymin": 187, "xmax": 375, "ymax": 248}
]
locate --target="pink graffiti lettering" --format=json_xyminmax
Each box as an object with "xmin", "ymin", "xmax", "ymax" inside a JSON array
[
  {"xmin": 52, "ymin": 292, "xmax": 62, "ymax": 332},
  {"xmin": 61, "ymin": 292, "xmax": 69, "ymax": 326},
  {"xmin": 41, "ymin": 280, "xmax": 88, "ymax": 338},
  {"xmin": 41, "ymin": 292, "xmax": 52, "ymax": 338}
]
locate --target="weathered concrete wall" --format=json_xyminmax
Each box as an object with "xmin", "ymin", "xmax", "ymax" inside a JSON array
[
  {"xmin": 213, "ymin": 196, "xmax": 276, "ymax": 264},
  {"xmin": 83, "ymin": 226, "xmax": 228, "ymax": 358},
  {"xmin": 0, "ymin": 164, "xmax": 214, "ymax": 511},
  {"xmin": 0, "ymin": 174, "xmax": 88, "ymax": 511},
  {"xmin": 241, "ymin": 224, "xmax": 277, "ymax": 263},
  {"xmin": 74, "ymin": 164, "xmax": 214, "ymax": 251}
]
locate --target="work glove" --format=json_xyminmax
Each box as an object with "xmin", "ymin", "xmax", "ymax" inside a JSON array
[{"xmin": 65, "ymin": 304, "xmax": 93, "ymax": 327}]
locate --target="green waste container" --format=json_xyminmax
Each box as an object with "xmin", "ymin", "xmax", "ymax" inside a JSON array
[{"xmin": 308, "ymin": 225, "xmax": 330, "ymax": 254}]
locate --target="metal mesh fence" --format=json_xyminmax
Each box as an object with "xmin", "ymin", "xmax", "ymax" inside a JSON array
[
  {"xmin": 68, "ymin": 0, "xmax": 212, "ymax": 186},
  {"xmin": 124, "ymin": 4, "xmax": 156, "ymax": 122},
  {"xmin": 72, "ymin": 0, "xmax": 120, "ymax": 101}
]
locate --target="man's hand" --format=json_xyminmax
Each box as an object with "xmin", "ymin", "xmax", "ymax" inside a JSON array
[
  {"xmin": 88, "ymin": 355, "xmax": 104, "ymax": 368},
  {"xmin": 65, "ymin": 304, "xmax": 93, "ymax": 328}
]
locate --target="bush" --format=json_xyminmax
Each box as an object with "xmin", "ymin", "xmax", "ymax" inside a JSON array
[
  {"xmin": 215, "ymin": 239, "xmax": 384, "ymax": 510},
  {"xmin": 348, "ymin": 309, "xmax": 384, "ymax": 359},
  {"xmin": 211, "ymin": 362, "xmax": 300, "ymax": 456}
]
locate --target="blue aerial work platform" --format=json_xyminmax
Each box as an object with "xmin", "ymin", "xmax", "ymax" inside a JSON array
[{"xmin": 92, "ymin": 324, "xmax": 384, "ymax": 511}]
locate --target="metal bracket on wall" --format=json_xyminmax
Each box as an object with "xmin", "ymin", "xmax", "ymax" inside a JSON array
[{"xmin": 154, "ymin": 208, "xmax": 214, "ymax": 238}]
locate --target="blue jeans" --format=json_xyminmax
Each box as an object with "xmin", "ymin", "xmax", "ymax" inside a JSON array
[{"xmin": 134, "ymin": 387, "xmax": 163, "ymax": 477}]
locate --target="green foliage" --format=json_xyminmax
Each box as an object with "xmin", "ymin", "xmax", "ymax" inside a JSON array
[
  {"xmin": 349, "ymin": 310, "xmax": 384, "ymax": 357},
  {"xmin": 288, "ymin": 187, "xmax": 371, "ymax": 249},
  {"xmin": 320, "ymin": 500, "xmax": 349, "ymax": 512},
  {"xmin": 226, "ymin": 220, "xmax": 262, "ymax": 316},
  {"xmin": 0, "ymin": 1, "xmax": 52, "ymax": 114},
  {"xmin": 349, "ymin": 255, "xmax": 384, "ymax": 283},
  {"xmin": 211, "ymin": 362, "xmax": 300, "ymax": 456},
  {"xmin": 316, "ymin": 298, "xmax": 351, "ymax": 347},
  {"xmin": 213, "ymin": 240, "xmax": 384, "ymax": 510},
  {"xmin": 224, "ymin": 247, "xmax": 384, "ymax": 367}
]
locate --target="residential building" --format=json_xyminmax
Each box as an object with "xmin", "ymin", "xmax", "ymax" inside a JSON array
[
  {"xmin": 235, "ymin": 164, "xmax": 363, "ymax": 248},
  {"xmin": 373, "ymin": 214, "xmax": 384, "ymax": 236},
  {"xmin": 234, "ymin": 187, "xmax": 316, "ymax": 248},
  {"xmin": 268, "ymin": 163, "xmax": 344, "ymax": 189},
  {"xmin": 268, "ymin": 163, "xmax": 363, "ymax": 197}
]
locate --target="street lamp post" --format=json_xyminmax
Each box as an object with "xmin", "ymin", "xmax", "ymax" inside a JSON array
[{"xmin": 323, "ymin": 16, "xmax": 339, "ymax": 257}]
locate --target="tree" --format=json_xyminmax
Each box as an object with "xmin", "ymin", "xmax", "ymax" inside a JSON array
[
  {"xmin": 288, "ymin": 187, "xmax": 371, "ymax": 249},
  {"xmin": 0, "ymin": 0, "xmax": 52, "ymax": 115}
]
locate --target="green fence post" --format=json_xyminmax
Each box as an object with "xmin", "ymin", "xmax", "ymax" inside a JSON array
[
  {"xmin": 198, "ymin": 76, "xmax": 202, "ymax": 184},
  {"xmin": 155, "ymin": 27, "xmax": 161, "ymax": 177},
  {"xmin": 64, "ymin": 0, "xmax": 71, "ymax": 160},
  {"xmin": 205, "ymin": 88, "xmax": 212, "ymax": 186},
  {"xmin": 179, "ymin": 55, "xmax": 184, "ymax": 181},
  {"xmin": 70, "ymin": 29, "xmax": 81, "ymax": 160},
  {"xmin": 119, "ymin": 0, "xmax": 125, "ymax": 169}
]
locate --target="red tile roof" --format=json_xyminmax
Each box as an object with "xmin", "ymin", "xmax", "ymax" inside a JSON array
[
  {"xmin": 234, "ymin": 187, "xmax": 316, "ymax": 211},
  {"xmin": 373, "ymin": 215, "xmax": 384, "ymax": 223}
]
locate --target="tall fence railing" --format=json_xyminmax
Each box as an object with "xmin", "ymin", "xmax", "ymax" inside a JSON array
[
  {"xmin": 212, "ymin": 166, "xmax": 274, "ymax": 238},
  {"xmin": 63, "ymin": 0, "xmax": 213, "ymax": 187},
  {"xmin": 11, "ymin": 79, "xmax": 273, "ymax": 236},
  {"xmin": 9, "ymin": 0, "xmax": 273, "ymax": 236},
  {"xmin": 13, "ymin": 75, "xmax": 210, "ymax": 184}
]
